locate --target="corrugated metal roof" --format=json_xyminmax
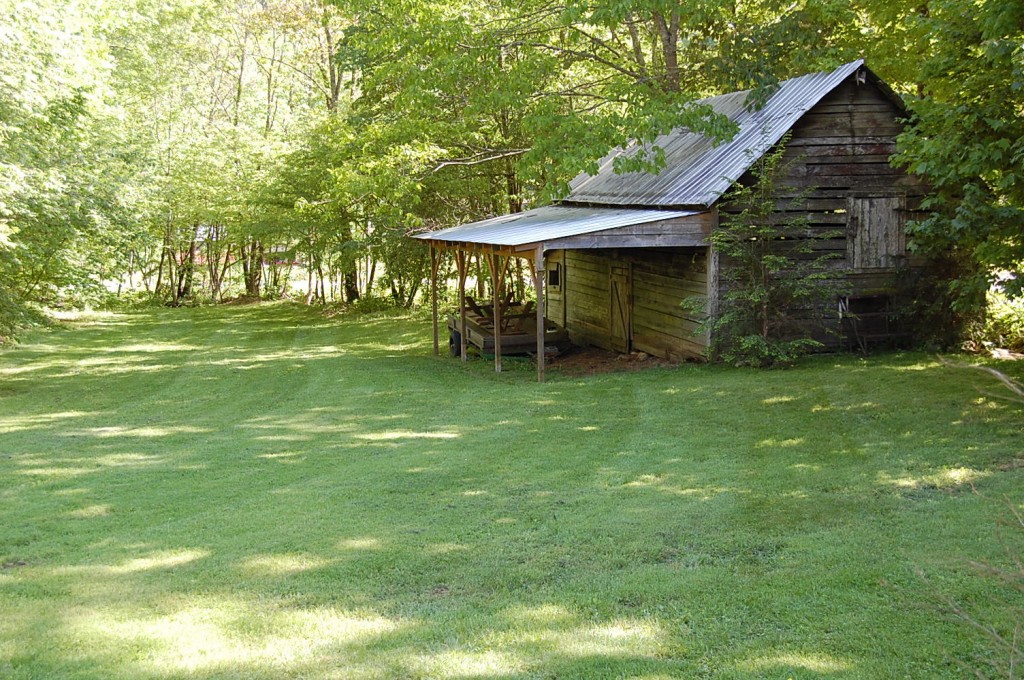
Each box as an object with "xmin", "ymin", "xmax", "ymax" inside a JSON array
[
  {"xmin": 414, "ymin": 205, "xmax": 700, "ymax": 247},
  {"xmin": 566, "ymin": 59, "xmax": 866, "ymax": 208}
]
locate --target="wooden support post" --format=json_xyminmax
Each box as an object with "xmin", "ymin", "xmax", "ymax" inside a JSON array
[
  {"xmin": 490, "ymin": 253, "xmax": 504, "ymax": 373},
  {"xmin": 706, "ymin": 242, "xmax": 719, "ymax": 355},
  {"xmin": 430, "ymin": 245, "xmax": 440, "ymax": 356},
  {"xmin": 534, "ymin": 247, "xmax": 546, "ymax": 383},
  {"xmin": 456, "ymin": 250, "xmax": 468, "ymax": 362}
]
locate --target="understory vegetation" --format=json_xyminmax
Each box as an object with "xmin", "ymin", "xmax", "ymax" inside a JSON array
[
  {"xmin": 1, "ymin": 304, "xmax": 1022, "ymax": 678},
  {"xmin": 985, "ymin": 288, "xmax": 1024, "ymax": 354}
]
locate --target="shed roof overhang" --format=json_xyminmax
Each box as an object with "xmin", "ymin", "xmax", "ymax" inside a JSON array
[{"xmin": 413, "ymin": 205, "xmax": 712, "ymax": 256}]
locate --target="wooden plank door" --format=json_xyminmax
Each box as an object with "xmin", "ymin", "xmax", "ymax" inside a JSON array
[
  {"xmin": 848, "ymin": 196, "xmax": 906, "ymax": 270},
  {"xmin": 610, "ymin": 264, "xmax": 632, "ymax": 353}
]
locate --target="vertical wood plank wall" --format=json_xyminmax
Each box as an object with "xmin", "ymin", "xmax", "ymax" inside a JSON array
[
  {"xmin": 560, "ymin": 250, "xmax": 611, "ymax": 350},
  {"xmin": 848, "ymin": 196, "xmax": 907, "ymax": 269},
  {"xmin": 553, "ymin": 247, "xmax": 710, "ymax": 360}
]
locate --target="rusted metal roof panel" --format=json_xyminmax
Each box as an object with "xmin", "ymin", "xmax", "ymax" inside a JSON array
[
  {"xmin": 566, "ymin": 60, "xmax": 866, "ymax": 208},
  {"xmin": 413, "ymin": 205, "xmax": 701, "ymax": 247}
]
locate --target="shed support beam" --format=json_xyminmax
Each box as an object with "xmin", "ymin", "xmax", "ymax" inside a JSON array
[
  {"xmin": 456, "ymin": 250, "xmax": 468, "ymax": 362},
  {"xmin": 490, "ymin": 253, "xmax": 505, "ymax": 373},
  {"xmin": 534, "ymin": 247, "xmax": 545, "ymax": 383},
  {"xmin": 430, "ymin": 245, "xmax": 440, "ymax": 356}
]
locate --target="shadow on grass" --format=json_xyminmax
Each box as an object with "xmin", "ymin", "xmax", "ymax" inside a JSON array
[{"xmin": 1, "ymin": 304, "xmax": 1022, "ymax": 677}]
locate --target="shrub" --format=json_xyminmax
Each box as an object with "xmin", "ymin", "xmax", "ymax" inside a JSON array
[{"xmin": 983, "ymin": 286, "xmax": 1024, "ymax": 352}]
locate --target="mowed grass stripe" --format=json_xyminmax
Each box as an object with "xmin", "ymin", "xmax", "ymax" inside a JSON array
[{"xmin": 0, "ymin": 303, "xmax": 1022, "ymax": 679}]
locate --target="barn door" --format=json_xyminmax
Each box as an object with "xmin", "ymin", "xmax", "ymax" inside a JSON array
[
  {"xmin": 610, "ymin": 264, "xmax": 632, "ymax": 353},
  {"xmin": 848, "ymin": 196, "xmax": 906, "ymax": 269}
]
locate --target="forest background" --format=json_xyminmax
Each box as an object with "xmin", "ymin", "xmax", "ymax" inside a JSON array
[{"xmin": 1, "ymin": 0, "xmax": 1021, "ymax": 346}]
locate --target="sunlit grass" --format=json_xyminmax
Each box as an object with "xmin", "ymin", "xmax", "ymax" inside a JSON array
[{"xmin": 0, "ymin": 302, "xmax": 1022, "ymax": 678}]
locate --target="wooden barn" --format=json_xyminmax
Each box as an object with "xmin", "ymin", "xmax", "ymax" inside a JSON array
[{"xmin": 415, "ymin": 59, "xmax": 928, "ymax": 380}]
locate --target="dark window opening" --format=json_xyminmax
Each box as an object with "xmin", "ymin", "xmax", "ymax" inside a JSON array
[
  {"xmin": 547, "ymin": 264, "xmax": 561, "ymax": 290},
  {"xmin": 839, "ymin": 294, "xmax": 908, "ymax": 352}
]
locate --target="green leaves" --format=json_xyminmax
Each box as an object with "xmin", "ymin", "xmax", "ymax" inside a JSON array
[{"xmin": 889, "ymin": 0, "xmax": 1024, "ymax": 316}]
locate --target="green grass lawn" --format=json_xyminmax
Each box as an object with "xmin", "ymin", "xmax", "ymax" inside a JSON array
[{"xmin": 1, "ymin": 303, "xmax": 1022, "ymax": 679}]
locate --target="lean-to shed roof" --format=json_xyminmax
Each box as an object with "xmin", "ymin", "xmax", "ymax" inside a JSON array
[
  {"xmin": 414, "ymin": 205, "xmax": 701, "ymax": 249},
  {"xmin": 565, "ymin": 59, "xmax": 868, "ymax": 208}
]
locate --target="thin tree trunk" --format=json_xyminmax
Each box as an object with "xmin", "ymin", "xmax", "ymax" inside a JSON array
[
  {"xmin": 317, "ymin": 262, "xmax": 326, "ymax": 304},
  {"xmin": 242, "ymin": 240, "xmax": 262, "ymax": 296},
  {"xmin": 338, "ymin": 225, "xmax": 360, "ymax": 302},
  {"xmin": 652, "ymin": 10, "xmax": 681, "ymax": 92},
  {"xmin": 366, "ymin": 258, "xmax": 376, "ymax": 296},
  {"xmin": 177, "ymin": 224, "xmax": 199, "ymax": 301},
  {"xmin": 155, "ymin": 218, "xmax": 173, "ymax": 297},
  {"xmin": 216, "ymin": 244, "xmax": 231, "ymax": 302},
  {"xmin": 322, "ymin": 6, "xmax": 342, "ymax": 112},
  {"xmin": 207, "ymin": 227, "xmax": 221, "ymax": 299}
]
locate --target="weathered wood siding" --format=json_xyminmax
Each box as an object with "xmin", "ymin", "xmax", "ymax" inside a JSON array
[
  {"xmin": 718, "ymin": 74, "xmax": 929, "ymax": 346},
  {"xmin": 561, "ymin": 250, "xmax": 612, "ymax": 350},
  {"xmin": 722, "ymin": 76, "xmax": 927, "ymax": 272},
  {"xmin": 632, "ymin": 249, "xmax": 709, "ymax": 359},
  {"xmin": 544, "ymin": 250, "xmax": 567, "ymax": 329},
  {"xmin": 848, "ymin": 196, "xmax": 906, "ymax": 269},
  {"xmin": 556, "ymin": 247, "xmax": 710, "ymax": 360}
]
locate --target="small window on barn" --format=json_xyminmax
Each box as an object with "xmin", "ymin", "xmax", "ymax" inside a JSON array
[{"xmin": 547, "ymin": 263, "xmax": 562, "ymax": 290}]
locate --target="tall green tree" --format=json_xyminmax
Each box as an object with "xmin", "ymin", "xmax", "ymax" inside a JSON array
[
  {"xmin": 892, "ymin": 0, "xmax": 1024, "ymax": 312},
  {"xmin": 0, "ymin": 0, "xmax": 1018, "ymax": 335},
  {"xmin": 0, "ymin": 0, "xmax": 150, "ymax": 331}
]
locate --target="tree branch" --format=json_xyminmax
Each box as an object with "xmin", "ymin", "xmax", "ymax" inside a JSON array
[
  {"xmin": 428, "ymin": 148, "xmax": 530, "ymax": 174},
  {"xmin": 510, "ymin": 41, "xmax": 645, "ymax": 82}
]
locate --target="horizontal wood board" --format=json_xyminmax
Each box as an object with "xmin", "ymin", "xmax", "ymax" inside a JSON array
[{"xmin": 714, "ymin": 74, "xmax": 929, "ymax": 348}]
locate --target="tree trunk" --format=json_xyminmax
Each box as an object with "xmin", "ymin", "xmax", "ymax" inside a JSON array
[
  {"xmin": 241, "ymin": 239, "xmax": 263, "ymax": 297},
  {"xmin": 365, "ymin": 258, "xmax": 376, "ymax": 296},
  {"xmin": 322, "ymin": 5, "xmax": 342, "ymax": 112},
  {"xmin": 154, "ymin": 244, "xmax": 166, "ymax": 298},
  {"xmin": 206, "ymin": 227, "xmax": 224, "ymax": 300},
  {"xmin": 405, "ymin": 280, "xmax": 420, "ymax": 308},
  {"xmin": 317, "ymin": 262, "xmax": 327, "ymax": 304},
  {"xmin": 652, "ymin": 11, "xmax": 681, "ymax": 92},
  {"xmin": 338, "ymin": 225, "xmax": 360, "ymax": 302},
  {"xmin": 176, "ymin": 224, "xmax": 199, "ymax": 301},
  {"xmin": 343, "ymin": 269, "xmax": 359, "ymax": 302}
]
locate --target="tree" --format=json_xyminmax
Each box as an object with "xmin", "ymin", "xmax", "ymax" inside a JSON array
[
  {"xmin": 891, "ymin": 0, "xmax": 1024, "ymax": 318},
  {"xmin": 0, "ymin": 0, "xmax": 152, "ymax": 331},
  {"xmin": 0, "ymin": 0, "xmax": 1017, "ymax": 336}
]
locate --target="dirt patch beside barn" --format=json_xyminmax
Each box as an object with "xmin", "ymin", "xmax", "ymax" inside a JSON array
[{"xmin": 549, "ymin": 346, "xmax": 679, "ymax": 376}]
